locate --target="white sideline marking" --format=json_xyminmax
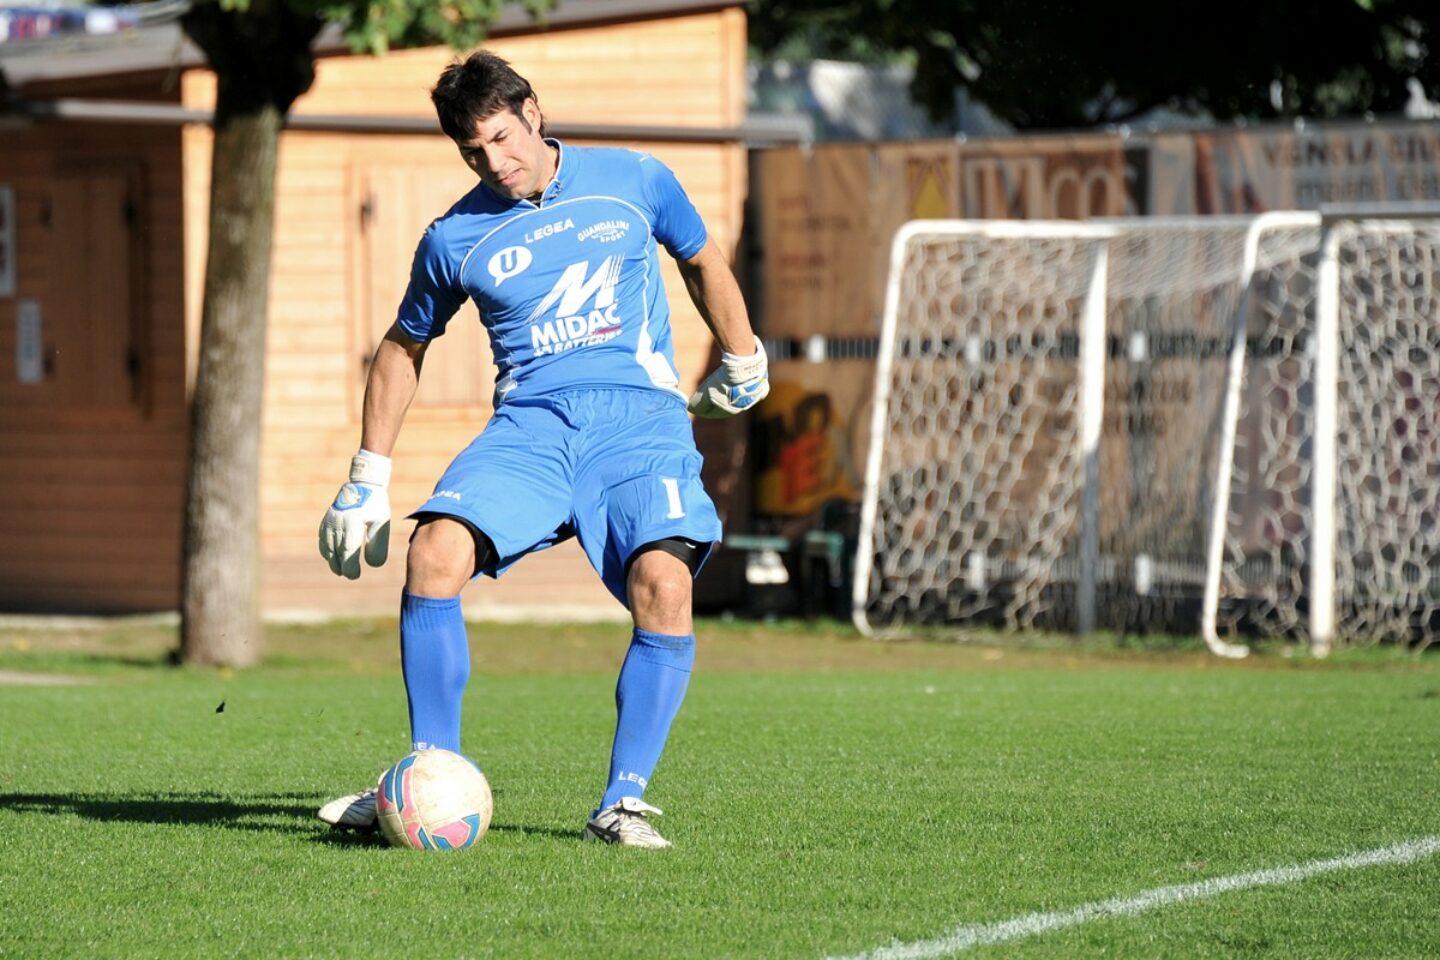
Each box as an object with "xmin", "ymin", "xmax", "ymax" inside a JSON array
[{"xmin": 829, "ymin": 836, "xmax": 1440, "ymax": 960}]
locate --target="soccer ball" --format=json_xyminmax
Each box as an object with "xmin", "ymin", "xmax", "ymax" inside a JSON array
[{"xmin": 375, "ymin": 749, "xmax": 493, "ymax": 850}]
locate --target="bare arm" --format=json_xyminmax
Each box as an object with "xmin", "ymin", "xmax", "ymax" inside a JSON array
[
  {"xmin": 318, "ymin": 322, "xmax": 423, "ymax": 576},
  {"xmin": 676, "ymin": 237, "xmax": 759, "ymax": 356},
  {"xmin": 359, "ymin": 323, "xmax": 428, "ymax": 456}
]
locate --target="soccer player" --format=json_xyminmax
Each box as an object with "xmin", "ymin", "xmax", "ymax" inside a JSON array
[{"xmin": 315, "ymin": 51, "xmax": 768, "ymax": 848}]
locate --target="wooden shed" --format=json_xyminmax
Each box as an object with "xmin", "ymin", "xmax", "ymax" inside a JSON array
[{"xmin": 0, "ymin": 0, "xmax": 753, "ymax": 618}]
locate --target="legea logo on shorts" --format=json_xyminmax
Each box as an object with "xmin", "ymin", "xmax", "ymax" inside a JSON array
[{"xmin": 488, "ymin": 246, "xmax": 532, "ymax": 286}]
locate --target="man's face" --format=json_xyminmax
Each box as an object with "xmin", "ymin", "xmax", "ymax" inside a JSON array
[{"xmin": 456, "ymin": 98, "xmax": 554, "ymax": 201}]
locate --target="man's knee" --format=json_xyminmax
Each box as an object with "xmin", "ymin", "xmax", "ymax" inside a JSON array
[
  {"xmin": 630, "ymin": 564, "xmax": 691, "ymax": 609},
  {"xmin": 627, "ymin": 549, "xmax": 694, "ymax": 630},
  {"xmin": 407, "ymin": 517, "xmax": 483, "ymax": 597}
]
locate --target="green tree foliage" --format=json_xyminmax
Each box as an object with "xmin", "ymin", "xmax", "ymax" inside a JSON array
[
  {"xmin": 177, "ymin": 0, "xmax": 548, "ymax": 666},
  {"xmin": 750, "ymin": 0, "xmax": 1440, "ymax": 128}
]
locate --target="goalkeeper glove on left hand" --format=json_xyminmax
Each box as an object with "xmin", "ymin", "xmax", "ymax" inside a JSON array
[
  {"xmin": 318, "ymin": 450, "xmax": 392, "ymax": 580},
  {"xmin": 688, "ymin": 341, "xmax": 770, "ymax": 418}
]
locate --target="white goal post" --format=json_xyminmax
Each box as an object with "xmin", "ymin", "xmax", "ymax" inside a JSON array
[{"xmin": 854, "ymin": 210, "xmax": 1440, "ymax": 655}]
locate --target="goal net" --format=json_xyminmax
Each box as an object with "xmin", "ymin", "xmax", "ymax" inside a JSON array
[
  {"xmin": 1318, "ymin": 216, "xmax": 1440, "ymax": 649},
  {"xmin": 854, "ymin": 212, "xmax": 1440, "ymax": 653}
]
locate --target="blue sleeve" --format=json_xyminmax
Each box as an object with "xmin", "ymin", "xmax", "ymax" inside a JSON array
[
  {"xmin": 395, "ymin": 220, "xmax": 467, "ymax": 341},
  {"xmin": 640, "ymin": 156, "xmax": 708, "ymax": 261}
]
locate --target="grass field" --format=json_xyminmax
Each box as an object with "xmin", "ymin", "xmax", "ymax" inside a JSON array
[{"xmin": 1, "ymin": 618, "xmax": 1437, "ymax": 959}]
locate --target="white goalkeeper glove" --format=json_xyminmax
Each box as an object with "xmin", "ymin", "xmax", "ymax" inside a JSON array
[
  {"xmin": 318, "ymin": 450, "xmax": 392, "ymax": 580},
  {"xmin": 687, "ymin": 341, "xmax": 770, "ymax": 418}
]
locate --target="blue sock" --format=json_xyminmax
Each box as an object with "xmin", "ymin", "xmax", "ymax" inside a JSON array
[
  {"xmin": 400, "ymin": 591, "xmax": 470, "ymax": 754},
  {"xmin": 599, "ymin": 628, "xmax": 695, "ymax": 812}
]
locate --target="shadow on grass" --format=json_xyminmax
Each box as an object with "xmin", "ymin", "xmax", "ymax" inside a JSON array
[
  {"xmin": 312, "ymin": 821, "xmax": 583, "ymax": 848},
  {"xmin": 312, "ymin": 826, "xmax": 385, "ymax": 847},
  {"xmin": 0, "ymin": 791, "xmax": 319, "ymax": 834},
  {"xmin": 77, "ymin": 652, "xmax": 178, "ymax": 670},
  {"xmin": 487, "ymin": 822, "xmax": 583, "ymax": 842},
  {"xmin": 4, "ymin": 792, "xmax": 619, "ymax": 848}
]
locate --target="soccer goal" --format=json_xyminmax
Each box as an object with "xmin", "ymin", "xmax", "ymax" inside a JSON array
[{"xmin": 853, "ymin": 210, "xmax": 1440, "ymax": 655}]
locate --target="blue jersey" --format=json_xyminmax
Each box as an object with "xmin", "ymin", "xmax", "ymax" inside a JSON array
[{"xmin": 395, "ymin": 142, "xmax": 708, "ymax": 406}]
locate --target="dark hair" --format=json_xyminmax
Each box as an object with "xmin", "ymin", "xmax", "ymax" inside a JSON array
[{"xmin": 431, "ymin": 51, "xmax": 546, "ymax": 141}]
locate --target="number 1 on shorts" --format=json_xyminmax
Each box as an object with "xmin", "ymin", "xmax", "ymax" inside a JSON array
[{"xmin": 661, "ymin": 478, "xmax": 686, "ymax": 519}]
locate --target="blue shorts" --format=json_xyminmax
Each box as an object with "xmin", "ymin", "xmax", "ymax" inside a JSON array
[{"xmin": 410, "ymin": 388, "xmax": 721, "ymax": 607}]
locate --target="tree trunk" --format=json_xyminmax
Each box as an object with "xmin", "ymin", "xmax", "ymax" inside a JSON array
[
  {"xmin": 179, "ymin": 106, "xmax": 281, "ymax": 667},
  {"xmin": 177, "ymin": 0, "xmax": 320, "ymax": 667}
]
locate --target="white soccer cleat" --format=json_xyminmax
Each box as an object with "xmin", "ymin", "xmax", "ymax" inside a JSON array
[
  {"xmin": 317, "ymin": 787, "xmax": 378, "ymax": 829},
  {"xmin": 584, "ymin": 797, "xmax": 672, "ymax": 849}
]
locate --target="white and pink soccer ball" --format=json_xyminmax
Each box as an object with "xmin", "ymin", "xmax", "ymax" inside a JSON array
[{"xmin": 375, "ymin": 748, "xmax": 493, "ymax": 850}]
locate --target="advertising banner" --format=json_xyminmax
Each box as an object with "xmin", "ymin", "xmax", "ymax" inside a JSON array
[
  {"xmin": 752, "ymin": 146, "xmax": 876, "ymax": 339},
  {"xmin": 1148, "ymin": 122, "xmax": 1440, "ymax": 214},
  {"xmin": 871, "ymin": 143, "xmax": 962, "ymax": 308},
  {"xmin": 957, "ymin": 135, "xmax": 1142, "ymax": 219},
  {"xmin": 755, "ymin": 143, "xmax": 966, "ymax": 338}
]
